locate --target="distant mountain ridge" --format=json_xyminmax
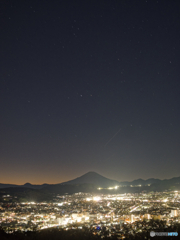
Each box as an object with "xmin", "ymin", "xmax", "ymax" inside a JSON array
[
  {"xmin": 0, "ymin": 183, "xmax": 49, "ymax": 189},
  {"xmin": 1, "ymin": 172, "xmax": 180, "ymax": 190},
  {"xmin": 120, "ymin": 178, "xmax": 161, "ymax": 186}
]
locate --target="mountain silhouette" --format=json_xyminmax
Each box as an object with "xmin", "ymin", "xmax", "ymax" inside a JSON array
[{"xmin": 61, "ymin": 171, "xmax": 119, "ymax": 187}]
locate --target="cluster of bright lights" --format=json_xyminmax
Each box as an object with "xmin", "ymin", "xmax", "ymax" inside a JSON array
[
  {"xmin": 86, "ymin": 196, "xmax": 101, "ymax": 201},
  {"xmin": 21, "ymin": 202, "xmax": 36, "ymax": 205},
  {"xmin": 98, "ymin": 186, "xmax": 119, "ymax": 190},
  {"xmin": 108, "ymin": 186, "xmax": 119, "ymax": 190}
]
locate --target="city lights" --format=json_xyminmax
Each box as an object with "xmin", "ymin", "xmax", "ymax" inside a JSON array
[{"xmin": 0, "ymin": 191, "xmax": 180, "ymax": 238}]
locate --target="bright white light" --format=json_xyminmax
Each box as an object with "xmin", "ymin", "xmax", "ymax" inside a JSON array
[
  {"xmin": 93, "ymin": 196, "xmax": 101, "ymax": 201},
  {"xmin": 114, "ymin": 186, "xmax": 119, "ymax": 189},
  {"xmin": 58, "ymin": 203, "xmax": 63, "ymax": 206},
  {"xmin": 86, "ymin": 198, "xmax": 91, "ymax": 201}
]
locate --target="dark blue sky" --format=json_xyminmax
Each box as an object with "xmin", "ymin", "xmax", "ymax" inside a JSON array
[{"xmin": 1, "ymin": 0, "xmax": 180, "ymax": 184}]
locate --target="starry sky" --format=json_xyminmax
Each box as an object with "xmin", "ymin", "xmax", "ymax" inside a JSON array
[{"xmin": 1, "ymin": 0, "xmax": 180, "ymax": 184}]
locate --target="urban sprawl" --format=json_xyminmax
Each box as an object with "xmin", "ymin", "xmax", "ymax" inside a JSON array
[{"xmin": 0, "ymin": 190, "xmax": 180, "ymax": 238}]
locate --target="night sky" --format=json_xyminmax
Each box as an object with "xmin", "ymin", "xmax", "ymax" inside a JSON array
[{"xmin": 1, "ymin": 0, "xmax": 180, "ymax": 184}]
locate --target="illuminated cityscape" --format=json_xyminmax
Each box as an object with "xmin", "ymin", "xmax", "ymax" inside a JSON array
[{"xmin": 1, "ymin": 190, "xmax": 180, "ymax": 238}]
